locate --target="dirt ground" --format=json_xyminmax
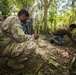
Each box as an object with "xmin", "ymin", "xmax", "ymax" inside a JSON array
[
  {"xmin": 0, "ymin": 35, "xmax": 76, "ymax": 75},
  {"xmin": 54, "ymin": 43, "xmax": 76, "ymax": 75}
]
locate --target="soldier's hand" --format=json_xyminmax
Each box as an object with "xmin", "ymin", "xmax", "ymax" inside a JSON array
[{"xmin": 34, "ymin": 34, "xmax": 39, "ymax": 39}]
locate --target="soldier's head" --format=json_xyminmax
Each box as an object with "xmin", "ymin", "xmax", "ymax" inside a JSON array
[
  {"xmin": 69, "ymin": 24, "xmax": 76, "ymax": 31},
  {"xmin": 1, "ymin": 16, "xmax": 7, "ymax": 23},
  {"xmin": 18, "ymin": 9, "xmax": 29, "ymax": 24}
]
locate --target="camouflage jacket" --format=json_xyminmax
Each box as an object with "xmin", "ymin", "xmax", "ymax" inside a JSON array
[
  {"xmin": 0, "ymin": 16, "xmax": 33, "ymax": 58},
  {"xmin": 1, "ymin": 16, "xmax": 27, "ymax": 42}
]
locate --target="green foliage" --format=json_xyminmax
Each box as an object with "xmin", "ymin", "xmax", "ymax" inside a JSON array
[
  {"xmin": 47, "ymin": 60, "xmax": 61, "ymax": 74},
  {"xmin": 47, "ymin": 60, "xmax": 57, "ymax": 69},
  {"xmin": 0, "ymin": 0, "xmax": 76, "ymax": 34},
  {"xmin": 0, "ymin": 0, "xmax": 11, "ymax": 16}
]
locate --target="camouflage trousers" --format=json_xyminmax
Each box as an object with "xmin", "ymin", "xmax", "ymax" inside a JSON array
[
  {"xmin": 0, "ymin": 33, "xmax": 47, "ymax": 63},
  {"xmin": 0, "ymin": 37, "xmax": 38, "ymax": 63}
]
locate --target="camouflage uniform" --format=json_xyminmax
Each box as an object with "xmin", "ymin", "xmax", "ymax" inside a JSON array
[
  {"xmin": 0, "ymin": 16, "xmax": 38, "ymax": 63},
  {"xmin": 0, "ymin": 16, "xmax": 49, "ymax": 70}
]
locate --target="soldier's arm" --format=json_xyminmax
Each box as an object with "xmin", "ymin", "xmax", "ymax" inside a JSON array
[
  {"xmin": 67, "ymin": 31, "xmax": 76, "ymax": 43},
  {"xmin": 12, "ymin": 23, "xmax": 39, "ymax": 42},
  {"xmin": 69, "ymin": 36, "xmax": 76, "ymax": 43},
  {"xmin": 12, "ymin": 23, "xmax": 28, "ymax": 43},
  {"xmin": 1, "ymin": 18, "xmax": 11, "ymax": 32}
]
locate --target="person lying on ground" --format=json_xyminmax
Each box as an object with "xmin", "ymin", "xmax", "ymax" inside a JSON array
[{"xmin": 50, "ymin": 24, "xmax": 76, "ymax": 45}]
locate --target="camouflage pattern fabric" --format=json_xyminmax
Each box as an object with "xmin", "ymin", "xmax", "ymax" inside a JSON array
[{"xmin": 0, "ymin": 16, "xmax": 37, "ymax": 61}]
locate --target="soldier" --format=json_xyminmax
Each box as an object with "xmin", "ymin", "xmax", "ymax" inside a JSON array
[
  {"xmin": 1, "ymin": 15, "xmax": 7, "ymax": 23},
  {"xmin": 0, "ymin": 9, "xmax": 39, "ymax": 70},
  {"xmin": 50, "ymin": 24, "xmax": 76, "ymax": 45},
  {"xmin": 0, "ymin": 16, "xmax": 7, "ymax": 28},
  {"xmin": 0, "ymin": 17, "xmax": 2, "ymax": 26},
  {"xmin": 22, "ymin": 17, "xmax": 33, "ymax": 34}
]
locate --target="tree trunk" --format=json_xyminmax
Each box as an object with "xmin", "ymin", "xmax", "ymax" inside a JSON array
[{"xmin": 43, "ymin": 0, "xmax": 48, "ymax": 34}]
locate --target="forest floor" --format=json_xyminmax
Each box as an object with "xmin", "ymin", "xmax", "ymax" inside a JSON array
[{"xmin": 0, "ymin": 35, "xmax": 76, "ymax": 75}]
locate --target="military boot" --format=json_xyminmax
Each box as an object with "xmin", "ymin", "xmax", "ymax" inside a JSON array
[{"xmin": 7, "ymin": 59, "xmax": 24, "ymax": 70}]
